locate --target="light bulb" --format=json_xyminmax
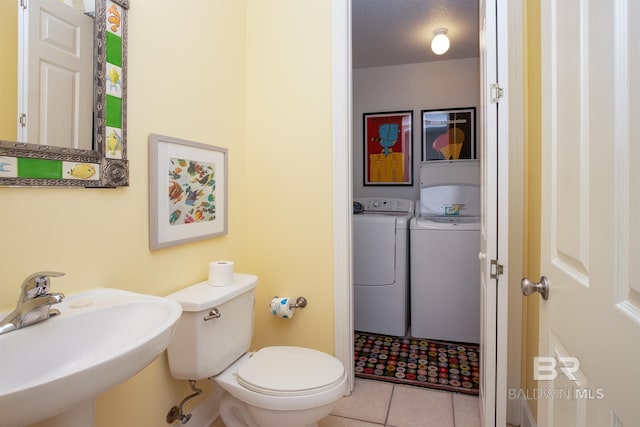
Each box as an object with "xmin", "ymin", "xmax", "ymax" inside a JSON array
[{"xmin": 431, "ymin": 28, "xmax": 450, "ymax": 55}]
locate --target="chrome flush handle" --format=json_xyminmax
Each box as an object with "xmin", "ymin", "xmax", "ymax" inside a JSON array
[{"xmin": 204, "ymin": 308, "xmax": 221, "ymax": 321}]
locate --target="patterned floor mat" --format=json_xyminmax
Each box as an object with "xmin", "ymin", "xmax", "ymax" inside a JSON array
[{"xmin": 354, "ymin": 332, "xmax": 480, "ymax": 394}]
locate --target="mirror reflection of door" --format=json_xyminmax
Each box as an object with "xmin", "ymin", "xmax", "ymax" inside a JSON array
[{"xmin": 18, "ymin": 0, "xmax": 93, "ymax": 149}]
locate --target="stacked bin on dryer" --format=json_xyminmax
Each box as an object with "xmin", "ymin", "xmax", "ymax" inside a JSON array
[{"xmin": 409, "ymin": 160, "xmax": 481, "ymax": 343}]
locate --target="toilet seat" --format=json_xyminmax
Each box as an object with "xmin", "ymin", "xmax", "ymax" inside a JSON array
[{"xmin": 237, "ymin": 346, "xmax": 345, "ymax": 397}]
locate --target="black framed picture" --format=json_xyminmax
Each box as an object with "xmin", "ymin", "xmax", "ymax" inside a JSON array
[
  {"xmin": 363, "ymin": 110, "xmax": 413, "ymax": 186},
  {"xmin": 421, "ymin": 107, "xmax": 476, "ymax": 161}
]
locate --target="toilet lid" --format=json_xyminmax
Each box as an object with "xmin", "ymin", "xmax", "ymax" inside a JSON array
[{"xmin": 237, "ymin": 346, "xmax": 345, "ymax": 397}]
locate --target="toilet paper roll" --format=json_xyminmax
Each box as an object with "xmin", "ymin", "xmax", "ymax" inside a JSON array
[
  {"xmin": 270, "ymin": 297, "xmax": 295, "ymax": 319},
  {"xmin": 208, "ymin": 261, "xmax": 234, "ymax": 287}
]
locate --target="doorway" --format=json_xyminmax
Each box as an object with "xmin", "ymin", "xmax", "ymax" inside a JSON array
[
  {"xmin": 350, "ymin": 0, "xmax": 483, "ymax": 397},
  {"xmin": 332, "ymin": 1, "xmax": 526, "ymax": 426}
]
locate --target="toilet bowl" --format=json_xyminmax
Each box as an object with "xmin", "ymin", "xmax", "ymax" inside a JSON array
[
  {"xmin": 214, "ymin": 348, "xmax": 347, "ymax": 427},
  {"xmin": 165, "ymin": 274, "xmax": 347, "ymax": 427}
]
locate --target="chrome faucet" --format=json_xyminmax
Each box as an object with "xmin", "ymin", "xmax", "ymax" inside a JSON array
[{"xmin": 0, "ymin": 271, "xmax": 66, "ymax": 335}]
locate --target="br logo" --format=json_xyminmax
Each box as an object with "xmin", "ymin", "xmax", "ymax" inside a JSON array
[{"xmin": 533, "ymin": 356, "xmax": 580, "ymax": 381}]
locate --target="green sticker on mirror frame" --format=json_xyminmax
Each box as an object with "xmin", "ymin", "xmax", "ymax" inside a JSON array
[
  {"xmin": 17, "ymin": 158, "xmax": 63, "ymax": 179},
  {"xmin": 105, "ymin": 95, "xmax": 122, "ymax": 128},
  {"xmin": 105, "ymin": 32, "xmax": 122, "ymax": 67}
]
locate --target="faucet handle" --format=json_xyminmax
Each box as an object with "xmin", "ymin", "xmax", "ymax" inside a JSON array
[{"xmin": 20, "ymin": 271, "xmax": 65, "ymax": 300}]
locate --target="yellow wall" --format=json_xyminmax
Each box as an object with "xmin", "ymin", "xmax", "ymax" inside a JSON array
[
  {"xmin": 523, "ymin": 0, "xmax": 541, "ymax": 418},
  {"xmin": 2, "ymin": 1, "xmax": 335, "ymax": 426},
  {"xmin": 245, "ymin": 0, "xmax": 335, "ymax": 352},
  {"xmin": 0, "ymin": 0, "xmax": 18, "ymax": 140}
]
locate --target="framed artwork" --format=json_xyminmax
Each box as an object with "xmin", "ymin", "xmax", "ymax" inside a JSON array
[
  {"xmin": 149, "ymin": 134, "xmax": 227, "ymax": 250},
  {"xmin": 421, "ymin": 107, "xmax": 476, "ymax": 161},
  {"xmin": 363, "ymin": 111, "xmax": 413, "ymax": 186}
]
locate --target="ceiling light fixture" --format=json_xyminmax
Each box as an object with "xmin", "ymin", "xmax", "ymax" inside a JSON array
[{"xmin": 431, "ymin": 28, "xmax": 450, "ymax": 55}]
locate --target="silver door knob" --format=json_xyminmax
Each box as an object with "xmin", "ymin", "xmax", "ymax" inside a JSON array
[{"xmin": 520, "ymin": 276, "xmax": 550, "ymax": 300}]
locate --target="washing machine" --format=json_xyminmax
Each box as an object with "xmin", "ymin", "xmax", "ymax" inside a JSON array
[
  {"xmin": 410, "ymin": 160, "xmax": 480, "ymax": 343},
  {"xmin": 353, "ymin": 197, "xmax": 414, "ymax": 337}
]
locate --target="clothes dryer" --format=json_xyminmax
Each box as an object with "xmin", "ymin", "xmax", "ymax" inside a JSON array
[{"xmin": 353, "ymin": 198, "xmax": 413, "ymax": 337}]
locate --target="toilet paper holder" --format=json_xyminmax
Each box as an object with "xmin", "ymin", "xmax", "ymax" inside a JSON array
[{"xmin": 272, "ymin": 296, "xmax": 308, "ymax": 309}]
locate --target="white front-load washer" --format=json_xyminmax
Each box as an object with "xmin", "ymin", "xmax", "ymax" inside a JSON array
[
  {"xmin": 353, "ymin": 198, "xmax": 413, "ymax": 337},
  {"xmin": 410, "ymin": 182, "xmax": 480, "ymax": 343}
]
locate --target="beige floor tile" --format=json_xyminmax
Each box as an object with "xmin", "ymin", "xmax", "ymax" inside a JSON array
[
  {"xmin": 386, "ymin": 385, "xmax": 454, "ymax": 427},
  {"xmin": 331, "ymin": 378, "xmax": 394, "ymax": 424},
  {"xmin": 214, "ymin": 412, "xmax": 385, "ymax": 427},
  {"xmin": 452, "ymin": 394, "xmax": 481, "ymax": 427},
  {"xmin": 319, "ymin": 414, "xmax": 385, "ymax": 427}
]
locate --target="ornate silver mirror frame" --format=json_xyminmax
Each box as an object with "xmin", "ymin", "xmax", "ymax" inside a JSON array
[{"xmin": 0, "ymin": 0, "xmax": 129, "ymax": 187}]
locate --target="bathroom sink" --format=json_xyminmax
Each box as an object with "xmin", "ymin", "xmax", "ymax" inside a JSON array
[{"xmin": 0, "ymin": 288, "xmax": 182, "ymax": 427}]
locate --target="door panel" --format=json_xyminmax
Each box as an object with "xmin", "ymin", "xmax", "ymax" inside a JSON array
[
  {"xmin": 550, "ymin": 0, "xmax": 590, "ymax": 280},
  {"xmin": 616, "ymin": 0, "xmax": 640, "ymax": 323},
  {"xmin": 544, "ymin": 331, "xmax": 588, "ymax": 427},
  {"xmin": 539, "ymin": 0, "xmax": 640, "ymax": 425}
]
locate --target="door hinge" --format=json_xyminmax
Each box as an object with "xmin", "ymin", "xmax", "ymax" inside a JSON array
[
  {"xmin": 19, "ymin": 114, "xmax": 27, "ymax": 128},
  {"xmin": 20, "ymin": 0, "xmax": 27, "ymax": 10},
  {"xmin": 490, "ymin": 259, "xmax": 504, "ymax": 279},
  {"xmin": 491, "ymin": 83, "xmax": 504, "ymax": 103}
]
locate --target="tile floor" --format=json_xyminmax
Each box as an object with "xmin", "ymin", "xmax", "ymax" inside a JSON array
[{"xmin": 211, "ymin": 378, "xmax": 480, "ymax": 427}]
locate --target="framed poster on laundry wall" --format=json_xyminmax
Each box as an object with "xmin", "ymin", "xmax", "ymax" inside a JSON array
[
  {"xmin": 363, "ymin": 110, "xmax": 413, "ymax": 186},
  {"xmin": 421, "ymin": 107, "xmax": 476, "ymax": 161}
]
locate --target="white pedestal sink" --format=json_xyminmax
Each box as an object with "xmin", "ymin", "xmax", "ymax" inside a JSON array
[{"xmin": 0, "ymin": 288, "xmax": 182, "ymax": 427}]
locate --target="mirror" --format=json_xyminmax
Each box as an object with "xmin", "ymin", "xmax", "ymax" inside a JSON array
[
  {"xmin": 0, "ymin": 0, "xmax": 129, "ymax": 187},
  {"xmin": 8, "ymin": 0, "xmax": 94, "ymax": 150}
]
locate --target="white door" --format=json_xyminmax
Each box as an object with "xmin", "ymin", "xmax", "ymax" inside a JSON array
[
  {"xmin": 479, "ymin": 0, "xmax": 509, "ymax": 426},
  {"xmin": 536, "ymin": 0, "xmax": 640, "ymax": 425},
  {"xmin": 19, "ymin": 0, "xmax": 93, "ymax": 148},
  {"xmin": 479, "ymin": 0, "xmax": 496, "ymax": 422}
]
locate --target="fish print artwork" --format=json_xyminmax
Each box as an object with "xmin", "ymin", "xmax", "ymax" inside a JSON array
[{"xmin": 167, "ymin": 158, "xmax": 216, "ymax": 226}]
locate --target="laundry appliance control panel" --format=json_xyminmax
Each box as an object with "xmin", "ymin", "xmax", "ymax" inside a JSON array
[{"xmin": 355, "ymin": 198, "xmax": 414, "ymax": 214}]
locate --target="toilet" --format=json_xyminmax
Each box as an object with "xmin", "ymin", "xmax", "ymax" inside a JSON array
[{"xmin": 166, "ymin": 273, "xmax": 347, "ymax": 427}]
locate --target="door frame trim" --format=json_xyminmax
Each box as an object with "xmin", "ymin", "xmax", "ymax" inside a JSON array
[
  {"xmin": 330, "ymin": 0, "xmax": 525, "ymax": 409},
  {"xmin": 331, "ymin": 0, "xmax": 354, "ymax": 393},
  {"xmin": 503, "ymin": 0, "xmax": 525, "ymax": 424}
]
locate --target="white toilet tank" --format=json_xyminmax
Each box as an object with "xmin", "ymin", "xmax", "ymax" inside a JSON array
[{"xmin": 166, "ymin": 274, "xmax": 257, "ymax": 380}]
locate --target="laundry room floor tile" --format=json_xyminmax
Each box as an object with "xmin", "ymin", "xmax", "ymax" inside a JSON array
[
  {"xmin": 452, "ymin": 393, "xmax": 481, "ymax": 427},
  {"xmin": 386, "ymin": 385, "xmax": 454, "ymax": 427},
  {"xmin": 330, "ymin": 378, "xmax": 393, "ymax": 424}
]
